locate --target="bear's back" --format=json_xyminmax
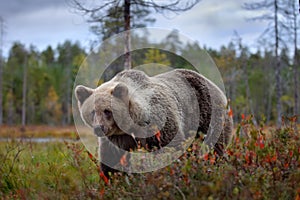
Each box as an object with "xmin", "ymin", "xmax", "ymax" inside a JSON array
[{"xmin": 110, "ymin": 69, "xmax": 231, "ymax": 142}]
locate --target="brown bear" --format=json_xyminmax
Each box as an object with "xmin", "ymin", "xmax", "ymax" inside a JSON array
[{"xmin": 75, "ymin": 69, "xmax": 233, "ymax": 177}]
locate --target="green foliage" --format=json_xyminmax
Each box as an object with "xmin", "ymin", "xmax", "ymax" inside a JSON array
[
  {"xmin": 1, "ymin": 35, "xmax": 299, "ymax": 125},
  {"xmin": 1, "ymin": 41, "xmax": 85, "ymax": 125},
  {"xmin": 143, "ymin": 48, "xmax": 171, "ymax": 66},
  {"xmin": 0, "ymin": 141, "xmax": 101, "ymax": 199},
  {"xmin": 90, "ymin": 4, "xmax": 155, "ymax": 40},
  {"xmin": 45, "ymin": 86, "xmax": 62, "ymax": 125}
]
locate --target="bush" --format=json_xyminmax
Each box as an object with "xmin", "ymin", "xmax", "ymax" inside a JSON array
[{"xmin": 0, "ymin": 116, "xmax": 299, "ymax": 199}]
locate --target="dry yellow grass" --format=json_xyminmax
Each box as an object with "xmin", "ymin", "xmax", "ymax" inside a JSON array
[{"xmin": 0, "ymin": 125, "xmax": 78, "ymax": 139}]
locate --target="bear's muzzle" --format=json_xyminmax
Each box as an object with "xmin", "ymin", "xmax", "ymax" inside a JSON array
[{"xmin": 94, "ymin": 125, "xmax": 106, "ymax": 137}]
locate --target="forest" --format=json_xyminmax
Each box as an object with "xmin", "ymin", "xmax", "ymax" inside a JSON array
[
  {"xmin": 0, "ymin": 0, "xmax": 300, "ymax": 199},
  {"xmin": 0, "ymin": 34, "xmax": 298, "ymax": 126},
  {"xmin": 0, "ymin": 0, "xmax": 299, "ymax": 127}
]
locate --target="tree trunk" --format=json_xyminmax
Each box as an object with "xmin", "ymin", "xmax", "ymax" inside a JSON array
[
  {"xmin": 274, "ymin": 0, "xmax": 282, "ymax": 127},
  {"xmin": 62, "ymin": 47, "xmax": 72, "ymax": 126},
  {"xmin": 124, "ymin": 0, "xmax": 131, "ymax": 70},
  {"xmin": 244, "ymin": 63, "xmax": 258, "ymax": 126},
  {"xmin": 292, "ymin": 1, "xmax": 299, "ymax": 123},
  {"xmin": 62, "ymin": 68, "xmax": 71, "ymax": 126},
  {"xmin": 0, "ymin": 54, "xmax": 2, "ymax": 126},
  {"xmin": 7, "ymin": 89, "xmax": 13, "ymax": 125},
  {"xmin": 266, "ymin": 87, "xmax": 272, "ymax": 123},
  {"xmin": 66, "ymin": 70, "xmax": 71, "ymax": 125},
  {"xmin": 0, "ymin": 18, "xmax": 3, "ymax": 125},
  {"xmin": 293, "ymin": 50, "xmax": 299, "ymax": 124},
  {"xmin": 22, "ymin": 57, "xmax": 27, "ymax": 127},
  {"xmin": 294, "ymin": 52, "xmax": 299, "ymax": 118}
]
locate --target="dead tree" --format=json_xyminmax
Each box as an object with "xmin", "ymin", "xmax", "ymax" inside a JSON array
[
  {"xmin": 71, "ymin": 0, "xmax": 201, "ymax": 69},
  {"xmin": 285, "ymin": 0, "xmax": 299, "ymax": 122},
  {"xmin": 0, "ymin": 17, "xmax": 4, "ymax": 125},
  {"xmin": 244, "ymin": 0, "xmax": 287, "ymax": 127}
]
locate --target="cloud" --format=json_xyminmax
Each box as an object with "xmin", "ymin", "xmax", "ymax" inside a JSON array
[
  {"xmin": 0, "ymin": 0, "xmax": 269, "ymax": 57},
  {"xmin": 0, "ymin": 0, "xmax": 67, "ymax": 18},
  {"xmin": 1, "ymin": 1, "xmax": 95, "ymax": 57},
  {"xmin": 152, "ymin": 0, "xmax": 267, "ymax": 50}
]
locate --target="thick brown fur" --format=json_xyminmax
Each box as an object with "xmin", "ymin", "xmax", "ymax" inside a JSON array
[{"xmin": 75, "ymin": 69, "xmax": 233, "ymax": 177}]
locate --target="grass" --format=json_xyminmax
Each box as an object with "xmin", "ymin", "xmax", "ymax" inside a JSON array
[
  {"xmin": 0, "ymin": 116, "xmax": 299, "ymax": 199},
  {"xmin": 0, "ymin": 125, "xmax": 77, "ymax": 139},
  {"xmin": 0, "ymin": 141, "xmax": 101, "ymax": 199}
]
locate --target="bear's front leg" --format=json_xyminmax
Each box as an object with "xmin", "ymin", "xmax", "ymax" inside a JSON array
[{"xmin": 98, "ymin": 135, "xmax": 136, "ymax": 178}]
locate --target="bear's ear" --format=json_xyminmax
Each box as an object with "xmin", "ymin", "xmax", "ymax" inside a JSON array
[
  {"xmin": 112, "ymin": 83, "xmax": 128, "ymax": 101},
  {"xmin": 75, "ymin": 85, "xmax": 94, "ymax": 106}
]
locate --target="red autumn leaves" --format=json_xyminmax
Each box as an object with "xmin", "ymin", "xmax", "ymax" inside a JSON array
[{"xmin": 255, "ymin": 135, "xmax": 265, "ymax": 149}]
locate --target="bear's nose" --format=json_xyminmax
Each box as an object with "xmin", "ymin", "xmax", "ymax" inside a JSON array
[
  {"xmin": 94, "ymin": 125, "xmax": 105, "ymax": 137},
  {"xmin": 100, "ymin": 125, "xmax": 106, "ymax": 132}
]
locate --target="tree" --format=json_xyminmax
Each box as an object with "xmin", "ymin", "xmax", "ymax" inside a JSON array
[
  {"xmin": 27, "ymin": 61, "xmax": 51, "ymax": 124},
  {"xmin": 21, "ymin": 52, "xmax": 27, "ymax": 127},
  {"xmin": 143, "ymin": 48, "xmax": 171, "ymax": 65},
  {"xmin": 0, "ymin": 17, "xmax": 4, "ymax": 125},
  {"xmin": 45, "ymin": 86, "xmax": 62, "ymax": 125},
  {"xmin": 5, "ymin": 42, "xmax": 28, "ymax": 124},
  {"xmin": 25, "ymin": 46, "xmax": 41, "ymax": 125},
  {"xmin": 284, "ymin": 0, "xmax": 299, "ymax": 122},
  {"xmin": 162, "ymin": 29, "xmax": 183, "ymax": 54},
  {"xmin": 71, "ymin": 0, "xmax": 201, "ymax": 69},
  {"xmin": 4, "ymin": 89, "xmax": 14, "ymax": 125},
  {"xmin": 89, "ymin": 4, "xmax": 155, "ymax": 40},
  {"xmin": 259, "ymin": 48, "xmax": 276, "ymax": 123},
  {"xmin": 244, "ymin": 0, "xmax": 287, "ymax": 127},
  {"xmin": 233, "ymin": 33, "xmax": 258, "ymax": 126},
  {"xmin": 57, "ymin": 40, "xmax": 85, "ymax": 125},
  {"xmin": 215, "ymin": 42, "xmax": 240, "ymax": 110},
  {"xmin": 41, "ymin": 45, "xmax": 55, "ymax": 66}
]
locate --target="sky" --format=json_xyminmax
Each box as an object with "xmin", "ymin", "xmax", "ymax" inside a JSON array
[{"xmin": 0, "ymin": 0, "xmax": 268, "ymax": 58}]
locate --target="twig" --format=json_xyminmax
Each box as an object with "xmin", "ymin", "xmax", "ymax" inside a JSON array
[
  {"xmin": 174, "ymin": 185, "xmax": 186, "ymax": 200},
  {"xmin": 8, "ymin": 147, "xmax": 24, "ymax": 176}
]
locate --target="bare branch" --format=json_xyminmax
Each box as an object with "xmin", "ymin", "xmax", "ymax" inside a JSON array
[
  {"xmin": 8, "ymin": 147, "xmax": 24, "ymax": 176},
  {"xmin": 243, "ymin": 0, "xmax": 273, "ymax": 10},
  {"xmin": 70, "ymin": 0, "xmax": 117, "ymax": 15},
  {"xmin": 246, "ymin": 13, "xmax": 274, "ymax": 22},
  {"xmin": 131, "ymin": 0, "xmax": 200, "ymax": 13},
  {"xmin": 70, "ymin": 0, "xmax": 201, "ymax": 69}
]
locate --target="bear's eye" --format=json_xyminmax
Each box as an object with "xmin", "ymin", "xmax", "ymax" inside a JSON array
[
  {"xmin": 91, "ymin": 110, "xmax": 95, "ymax": 118},
  {"xmin": 103, "ymin": 109, "xmax": 112, "ymax": 118}
]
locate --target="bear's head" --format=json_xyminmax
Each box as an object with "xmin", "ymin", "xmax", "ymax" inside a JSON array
[{"xmin": 75, "ymin": 82, "xmax": 130, "ymax": 137}]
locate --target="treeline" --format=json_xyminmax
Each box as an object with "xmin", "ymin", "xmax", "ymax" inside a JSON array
[
  {"xmin": 0, "ymin": 32, "xmax": 298, "ymax": 126},
  {"xmin": 210, "ymin": 42, "xmax": 299, "ymax": 125},
  {"xmin": 1, "ymin": 41, "xmax": 85, "ymax": 126}
]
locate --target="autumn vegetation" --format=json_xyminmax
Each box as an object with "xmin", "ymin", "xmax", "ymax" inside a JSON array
[
  {"xmin": 0, "ymin": 0, "xmax": 299, "ymax": 199},
  {"xmin": 0, "ymin": 116, "xmax": 299, "ymax": 199},
  {"xmin": 0, "ymin": 27, "xmax": 299, "ymax": 200},
  {"xmin": 0, "ymin": 33, "xmax": 299, "ymax": 126}
]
